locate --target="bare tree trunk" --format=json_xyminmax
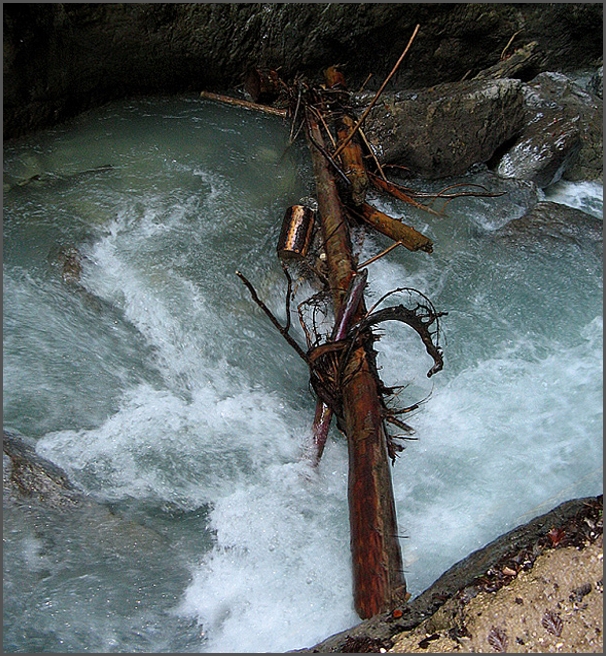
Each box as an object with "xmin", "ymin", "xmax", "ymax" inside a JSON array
[{"xmin": 306, "ymin": 111, "xmax": 407, "ymax": 618}]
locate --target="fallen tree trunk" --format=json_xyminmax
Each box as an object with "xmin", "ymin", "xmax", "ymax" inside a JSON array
[
  {"xmin": 309, "ymin": 269, "xmax": 369, "ymax": 466},
  {"xmin": 306, "ymin": 109, "xmax": 407, "ymax": 619}
]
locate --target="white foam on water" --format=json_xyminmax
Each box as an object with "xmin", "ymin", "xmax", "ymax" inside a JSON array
[
  {"xmin": 392, "ymin": 316, "xmax": 603, "ymax": 594},
  {"xmin": 544, "ymin": 179, "xmax": 604, "ymax": 218},
  {"xmin": 176, "ymin": 454, "xmax": 358, "ymax": 653}
]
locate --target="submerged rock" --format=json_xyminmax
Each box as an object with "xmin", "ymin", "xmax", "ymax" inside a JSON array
[
  {"xmin": 3, "ymin": 429, "xmax": 81, "ymax": 508},
  {"xmin": 56, "ymin": 245, "xmax": 83, "ymax": 285},
  {"xmin": 3, "ymin": 428, "xmax": 175, "ymax": 552},
  {"xmin": 493, "ymin": 200, "xmax": 603, "ymax": 254}
]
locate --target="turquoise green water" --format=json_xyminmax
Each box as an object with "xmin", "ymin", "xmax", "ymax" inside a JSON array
[{"xmin": 3, "ymin": 97, "xmax": 602, "ymax": 652}]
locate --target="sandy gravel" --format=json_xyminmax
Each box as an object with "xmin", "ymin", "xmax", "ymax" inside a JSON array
[{"xmin": 390, "ymin": 538, "xmax": 603, "ymax": 653}]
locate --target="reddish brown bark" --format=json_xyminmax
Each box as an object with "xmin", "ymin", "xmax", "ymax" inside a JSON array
[
  {"xmin": 306, "ymin": 111, "xmax": 407, "ymax": 619},
  {"xmin": 307, "ymin": 110, "xmax": 355, "ymax": 309},
  {"xmin": 336, "ymin": 114, "xmax": 369, "ymax": 206},
  {"xmin": 342, "ymin": 348, "xmax": 408, "ymax": 617},
  {"xmin": 355, "ymin": 203, "xmax": 434, "ymax": 253},
  {"xmin": 324, "ymin": 67, "xmax": 369, "ymax": 206}
]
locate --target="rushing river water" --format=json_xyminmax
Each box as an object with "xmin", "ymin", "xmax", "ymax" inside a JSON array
[{"xmin": 3, "ymin": 97, "xmax": 603, "ymax": 653}]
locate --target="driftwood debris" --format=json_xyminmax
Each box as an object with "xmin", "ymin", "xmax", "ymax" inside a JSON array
[
  {"xmin": 352, "ymin": 203, "xmax": 434, "ymax": 253},
  {"xmin": 325, "ymin": 66, "xmax": 369, "ymax": 206},
  {"xmin": 232, "ymin": 42, "xmax": 451, "ymax": 620}
]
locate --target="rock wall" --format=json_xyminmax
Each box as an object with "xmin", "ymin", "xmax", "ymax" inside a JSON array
[{"xmin": 3, "ymin": 3, "xmax": 603, "ymax": 139}]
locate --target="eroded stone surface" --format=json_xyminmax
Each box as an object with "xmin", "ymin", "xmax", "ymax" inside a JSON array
[{"xmin": 496, "ymin": 114, "xmax": 581, "ymax": 188}]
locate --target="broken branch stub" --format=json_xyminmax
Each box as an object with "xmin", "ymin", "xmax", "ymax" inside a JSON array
[{"xmin": 353, "ymin": 203, "xmax": 434, "ymax": 253}]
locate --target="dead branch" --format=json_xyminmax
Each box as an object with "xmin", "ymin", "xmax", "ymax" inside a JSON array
[
  {"xmin": 235, "ymin": 270, "xmax": 308, "ymax": 362},
  {"xmin": 357, "ymin": 242, "xmax": 404, "ymax": 269},
  {"xmin": 350, "ymin": 203, "xmax": 434, "ymax": 253},
  {"xmin": 331, "ymin": 24, "xmax": 420, "ymax": 161},
  {"xmin": 200, "ymin": 90, "xmax": 288, "ymax": 117},
  {"xmin": 368, "ymin": 172, "xmax": 442, "ymax": 216}
]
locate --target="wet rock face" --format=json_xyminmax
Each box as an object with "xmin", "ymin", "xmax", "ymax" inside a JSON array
[
  {"xmin": 360, "ymin": 79, "xmax": 526, "ymax": 179},
  {"xmin": 588, "ymin": 65, "xmax": 603, "ymax": 99},
  {"xmin": 3, "ymin": 3, "xmax": 603, "ymax": 139},
  {"xmin": 3, "ymin": 430, "xmax": 80, "ymax": 508},
  {"xmin": 507, "ymin": 72, "xmax": 604, "ymax": 183},
  {"xmin": 496, "ymin": 114, "xmax": 582, "ymax": 188}
]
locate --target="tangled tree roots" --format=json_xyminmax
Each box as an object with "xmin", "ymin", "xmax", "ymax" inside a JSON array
[{"xmin": 305, "ymin": 285, "xmax": 446, "ymax": 462}]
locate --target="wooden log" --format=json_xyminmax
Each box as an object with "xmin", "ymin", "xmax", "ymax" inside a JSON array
[
  {"xmin": 354, "ymin": 203, "xmax": 434, "ymax": 253},
  {"xmin": 199, "ymin": 90, "xmax": 288, "ymax": 117},
  {"xmin": 306, "ymin": 110, "xmax": 356, "ymax": 309},
  {"xmin": 342, "ymin": 346, "xmax": 408, "ymax": 618},
  {"xmin": 324, "ymin": 68, "xmax": 369, "ymax": 206},
  {"xmin": 336, "ymin": 114, "xmax": 369, "ymax": 206},
  {"xmin": 306, "ymin": 110, "xmax": 407, "ymax": 618},
  {"xmin": 309, "ymin": 270, "xmax": 368, "ymax": 466}
]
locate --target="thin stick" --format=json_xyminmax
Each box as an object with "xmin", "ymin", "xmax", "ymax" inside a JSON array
[
  {"xmin": 500, "ymin": 29, "xmax": 523, "ymax": 60},
  {"xmin": 313, "ymin": 105, "xmax": 338, "ymax": 149},
  {"xmin": 235, "ymin": 270, "xmax": 308, "ymax": 362},
  {"xmin": 332, "ymin": 24, "xmax": 420, "ymax": 161},
  {"xmin": 289, "ymin": 84, "xmax": 303, "ymax": 143},
  {"xmin": 306, "ymin": 117, "xmax": 352, "ymax": 186},
  {"xmin": 200, "ymin": 90, "xmax": 288, "ymax": 117},
  {"xmin": 357, "ymin": 73, "xmax": 373, "ymax": 94},
  {"xmin": 281, "ymin": 262, "xmax": 293, "ymax": 334},
  {"xmin": 357, "ymin": 241, "xmax": 403, "ymax": 269},
  {"xmin": 359, "ymin": 127, "xmax": 388, "ymax": 181}
]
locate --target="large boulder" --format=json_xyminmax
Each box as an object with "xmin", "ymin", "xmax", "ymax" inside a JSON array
[{"xmin": 359, "ymin": 79, "xmax": 526, "ymax": 179}]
